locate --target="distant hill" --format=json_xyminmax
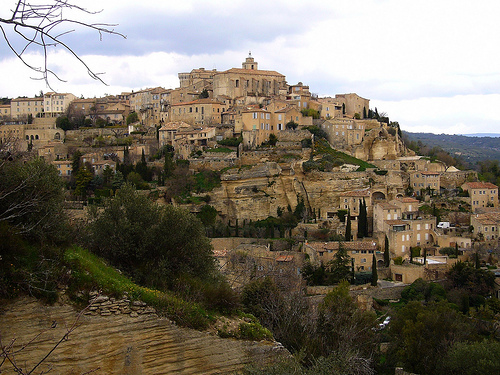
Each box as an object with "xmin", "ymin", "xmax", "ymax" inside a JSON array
[
  {"xmin": 463, "ymin": 133, "xmax": 500, "ymax": 138},
  {"xmin": 402, "ymin": 131, "xmax": 500, "ymax": 165}
]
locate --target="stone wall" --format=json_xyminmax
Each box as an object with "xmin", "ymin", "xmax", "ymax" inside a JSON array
[{"xmin": 0, "ymin": 297, "xmax": 287, "ymax": 374}]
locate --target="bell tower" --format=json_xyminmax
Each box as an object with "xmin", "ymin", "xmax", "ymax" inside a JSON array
[{"xmin": 242, "ymin": 51, "xmax": 258, "ymax": 70}]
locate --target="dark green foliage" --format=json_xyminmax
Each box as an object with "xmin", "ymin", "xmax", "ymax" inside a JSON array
[
  {"xmin": 0, "ymin": 157, "xmax": 68, "ymax": 243},
  {"xmin": 197, "ymin": 204, "xmax": 218, "ymax": 227},
  {"xmin": 439, "ymin": 340, "xmax": 500, "ymax": 375},
  {"xmin": 357, "ymin": 199, "xmax": 368, "ymax": 238},
  {"xmin": 337, "ymin": 209, "xmax": 348, "ymax": 223},
  {"xmin": 345, "ymin": 211, "xmax": 351, "ymax": 241},
  {"xmin": 310, "ymin": 281, "xmax": 377, "ymax": 359},
  {"xmin": 387, "ymin": 301, "xmax": 476, "ymax": 375},
  {"xmin": 126, "ymin": 111, "xmax": 139, "ymax": 125},
  {"xmin": 304, "ymin": 125, "xmax": 328, "ymax": 140},
  {"xmin": 447, "ymin": 261, "xmax": 494, "ymax": 295},
  {"xmin": 325, "ymin": 242, "xmax": 351, "ymax": 284},
  {"xmin": 285, "ymin": 121, "xmax": 298, "ymax": 130},
  {"xmin": 198, "ymin": 88, "xmax": 209, "ymax": 99},
  {"xmin": 85, "ymin": 184, "xmax": 217, "ymax": 290},
  {"xmin": 384, "ymin": 235, "xmax": 390, "ymax": 267},
  {"xmin": 400, "ymin": 278, "xmax": 446, "ymax": 303},
  {"xmin": 439, "ymin": 246, "xmax": 458, "ymax": 257},
  {"xmin": 268, "ymin": 133, "xmax": 278, "ymax": 146},
  {"xmin": 56, "ymin": 115, "xmax": 72, "ymax": 131},
  {"xmin": 371, "ymin": 254, "xmax": 377, "ymax": 286},
  {"xmin": 301, "ymin": 108, "xmax": 320, "ymax": 119},
  {"xmin": 217, "ymin": 136, "xmax": 242, "ymax": 147}
]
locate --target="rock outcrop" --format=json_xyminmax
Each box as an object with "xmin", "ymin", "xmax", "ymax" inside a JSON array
[{"xmin": 0, "ymin": 297, "xmax": 286, "ymax": 374}]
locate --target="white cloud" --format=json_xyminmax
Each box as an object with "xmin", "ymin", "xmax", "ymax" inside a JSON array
[{"xmin": 1, "ymin": 0, "xmax": 500, "ymax": 134}]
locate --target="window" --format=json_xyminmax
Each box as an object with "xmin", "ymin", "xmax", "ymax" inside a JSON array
[{"xmin": 253, "ymin": 112, "xmax": 258, "ymax": 119}]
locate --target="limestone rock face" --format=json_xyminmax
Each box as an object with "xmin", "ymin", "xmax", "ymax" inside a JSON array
[{"xmin": 0, "ymin": 298, "xmax": 286, "ymax": 374}]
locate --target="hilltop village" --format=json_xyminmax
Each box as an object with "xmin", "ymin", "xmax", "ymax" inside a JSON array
[{"xmin": 1, "ymin": 54, "xmax": 499, "ymax": 287}]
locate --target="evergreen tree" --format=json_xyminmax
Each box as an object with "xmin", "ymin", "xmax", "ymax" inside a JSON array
[
  {"xmin": 371, "ymin": 254, "xmax": 378, "ymax": 286},
  {"xmin": 423, "ymin": 247, "xmax": 427, "ymax": 265},
  {"xmin": 326, "ymin": 242, "xmax": 352, "ymax": 284},
  {"xmin": 384, "ymin": 235, "xmax": 390, "ymax": 267},
  {"xmin": 345, "ymin": 210, "xmax": 351, "ymax": 241},
  {"xmin": 357, "ymin": 199, "xmax": 368, "ymax": 238}
]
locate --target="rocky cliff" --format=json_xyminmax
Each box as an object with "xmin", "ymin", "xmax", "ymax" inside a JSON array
[{"xmin": 0, "ymin": 297, "xmax": 286, "ymax": 374}]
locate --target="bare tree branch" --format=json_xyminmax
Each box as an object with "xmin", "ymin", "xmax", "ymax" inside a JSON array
[{"xmin": 0, "ymin": 1, "xmax": 126, "ymax": 89}]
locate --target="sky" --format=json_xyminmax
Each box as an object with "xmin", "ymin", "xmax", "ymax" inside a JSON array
[{"xmin": 1, "ymin": 0, "xmax": 499, "ymax": 135}]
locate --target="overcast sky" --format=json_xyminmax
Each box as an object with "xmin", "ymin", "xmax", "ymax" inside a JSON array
[{"xmin": 1, "ymin": 0, "xmax": 499, "ymax": 134}]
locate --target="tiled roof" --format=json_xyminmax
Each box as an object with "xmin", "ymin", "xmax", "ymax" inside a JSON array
[
  {"xmin": 218, "ymin": 68, "xmax": 285, "ymax": 77},
  {"xmin": 464, "ymin": 182, "xmax": 498, "ymax": 189},
  {"xmin": 276, "ymin": 255, "xmax": 294, "ymax": 262}
]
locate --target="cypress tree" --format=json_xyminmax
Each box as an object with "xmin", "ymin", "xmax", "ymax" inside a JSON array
[
  {"xmin": 363, "ymin": 198, "xmax": 368, "ymax": 237},
  {"xmin": 371, "ymin": 254, "xmax": 378, "ymax": 286},
  {"xmin": 357, "ymin": 200, "xmax": 364, "ymax": 238},
  {"xmin": 345, "ymin": 210, "xmax": 351, "ymax": 241},
  {"xmin": 384, "ymin": 235, "xmax": 390, "ymax": 267},
  {"xmin": 423, "ymin": 248, "xmax": 427, "ymax": 265}
]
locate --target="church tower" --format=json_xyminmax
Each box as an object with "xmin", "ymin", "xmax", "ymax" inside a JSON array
[{"xmin": 242, "ymin": 52, "xmax": 258, "ymax": 70}]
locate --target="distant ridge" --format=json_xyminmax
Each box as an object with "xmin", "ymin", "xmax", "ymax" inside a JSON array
[
  {"xmin": 402, "ymin": 131, "xmax": 500, "ymax": 165},
  {"xmin": 462, "ymin": 133, "xmax": 500, "ymax": 138}
]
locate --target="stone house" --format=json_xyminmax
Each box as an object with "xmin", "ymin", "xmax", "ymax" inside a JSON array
[
  {"xmin": 409, "ymin": 171, "xmax": 440, "ymax": 195},
  {"xmin": 52, "ymin": 159, "xmax": 72, "ymax": 178},
  {"xmin": 318, "ymin": 97, "xmax": 343, "ymax": 119},
  {"xmin": 333, "ymin": 93, "xmax": 370, "ymax": 119},
  {"xmin": 470, "ymin": 211, "xmax": 500, "ymax": 241},
  {"xmin": 10, "ymin": 97, "xmax": 43, "ymax": 119},
  {"xmin": 43, "ymin": 92, "xmax": 77, "ymax": 117},
  {"xmin": 169, "ymin": 98, "xmax": 227, "ymax": 126},
  {"xmin": 319, "ymin": 118, "xmax": 365, "ymax": 148},
  {"xmin": 0, "ymin": 104, "xmax": 11, "ymax": 120},
  {"xmin": 304, "ymin": 240, "xmax": 383, "ymax": 272},
  {"xmin": 462, "ymin": 181, "xmax": 498, "ymax": 212}
]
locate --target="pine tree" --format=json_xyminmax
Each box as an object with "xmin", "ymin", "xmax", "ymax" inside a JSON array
[{"xmin": 371, "ymin": 254, "xmax": 378, "ymax": 286}]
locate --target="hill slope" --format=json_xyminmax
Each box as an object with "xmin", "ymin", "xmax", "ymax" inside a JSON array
[{"xmin": 402, "ymin": 131, "xmax": 500, "ymax": 165}]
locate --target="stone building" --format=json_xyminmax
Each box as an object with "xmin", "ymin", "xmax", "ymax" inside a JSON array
[
  {"xmin": 169, "ymin": 98, "xmax": 227, "ymax": 126},
  {"xmin": 462, "ymin": 181, "xmax": 498, "ymax": 212},
  {"xmin": 409, "ymin": 171, "xmax": 440, "ymax": 195},
  {"xmin": 470, "ymin": 211, "xmax": 500, "ymax": 240},
  {"xmin": 213, "ymin": 54, "xmax": 287, "ymax": 103},
  {"xmin": 304, "ymin": 240, "xmax": 383, "ymax": 272}
]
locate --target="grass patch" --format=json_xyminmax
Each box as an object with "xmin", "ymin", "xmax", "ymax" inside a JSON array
[
  {"xmin": 64, "ymin": 246, "xmax": 214, "ymax": 330},
  {"xmin": 314, "ymin": 139, "xmax": 377, "ymax": 170}
]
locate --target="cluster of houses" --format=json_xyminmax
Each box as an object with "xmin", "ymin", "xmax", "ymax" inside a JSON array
[{"xmin": 2, "ymin": 53, "xmax": 499, "ymax": 289}]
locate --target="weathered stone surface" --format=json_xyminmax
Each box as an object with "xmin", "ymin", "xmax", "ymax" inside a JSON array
[{"xmin": 0, "ymin": 297, "xmax": 287, "ymax": 374}]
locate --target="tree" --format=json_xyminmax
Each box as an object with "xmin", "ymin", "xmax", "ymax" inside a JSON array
[
  {"xmin": 85, "ymin": 184, "xmax": 217, "ymax": 289},
  {"xmin": 345, "ymin": 210, "xmax": 351, "ymax": 241},
  {"xmin": 357, "ymin": 199, "xmax": 368, "ymax": 238},
  {"xmin": 384, "ymin": 235, "xmax": 390, "ymax": 267},
  {"xmin": 0, "ymin": 1, "xmax": 125, "ymax": 87},
  {"xmin": 326, "ymin": 242, "xmax": 351, "ymax": 284},
  {"xmin": 285, "ymin": 121, "xmax": 298, "ymax": 130},
  {"xmin": 387, "ymin": 301, "xmax": 475, "ymax": 375},
  {"xmin": 126, "ymin": 111, "xmax": 139, "ymax": 125},
  {"xmin": 198, "ymin": 88, "xmax": 209, "ymax": 99},
  {"xmin": 371, "ymin": 254, "xmax": 377, "ymax": 286},
  {"xmin": 268, "ymin": 133, "xmax": 278, "ymax": 146},
  {"xmin": 310, "ymin": 281, "xmax": 377, "ymax": 361},
  {"xmin": 0, "ymin": 156, "xmax": 67, "ymax": 242},
  {"xmin": 74, "ymin": 165, "xmax": 93, "ymax": 198}
]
